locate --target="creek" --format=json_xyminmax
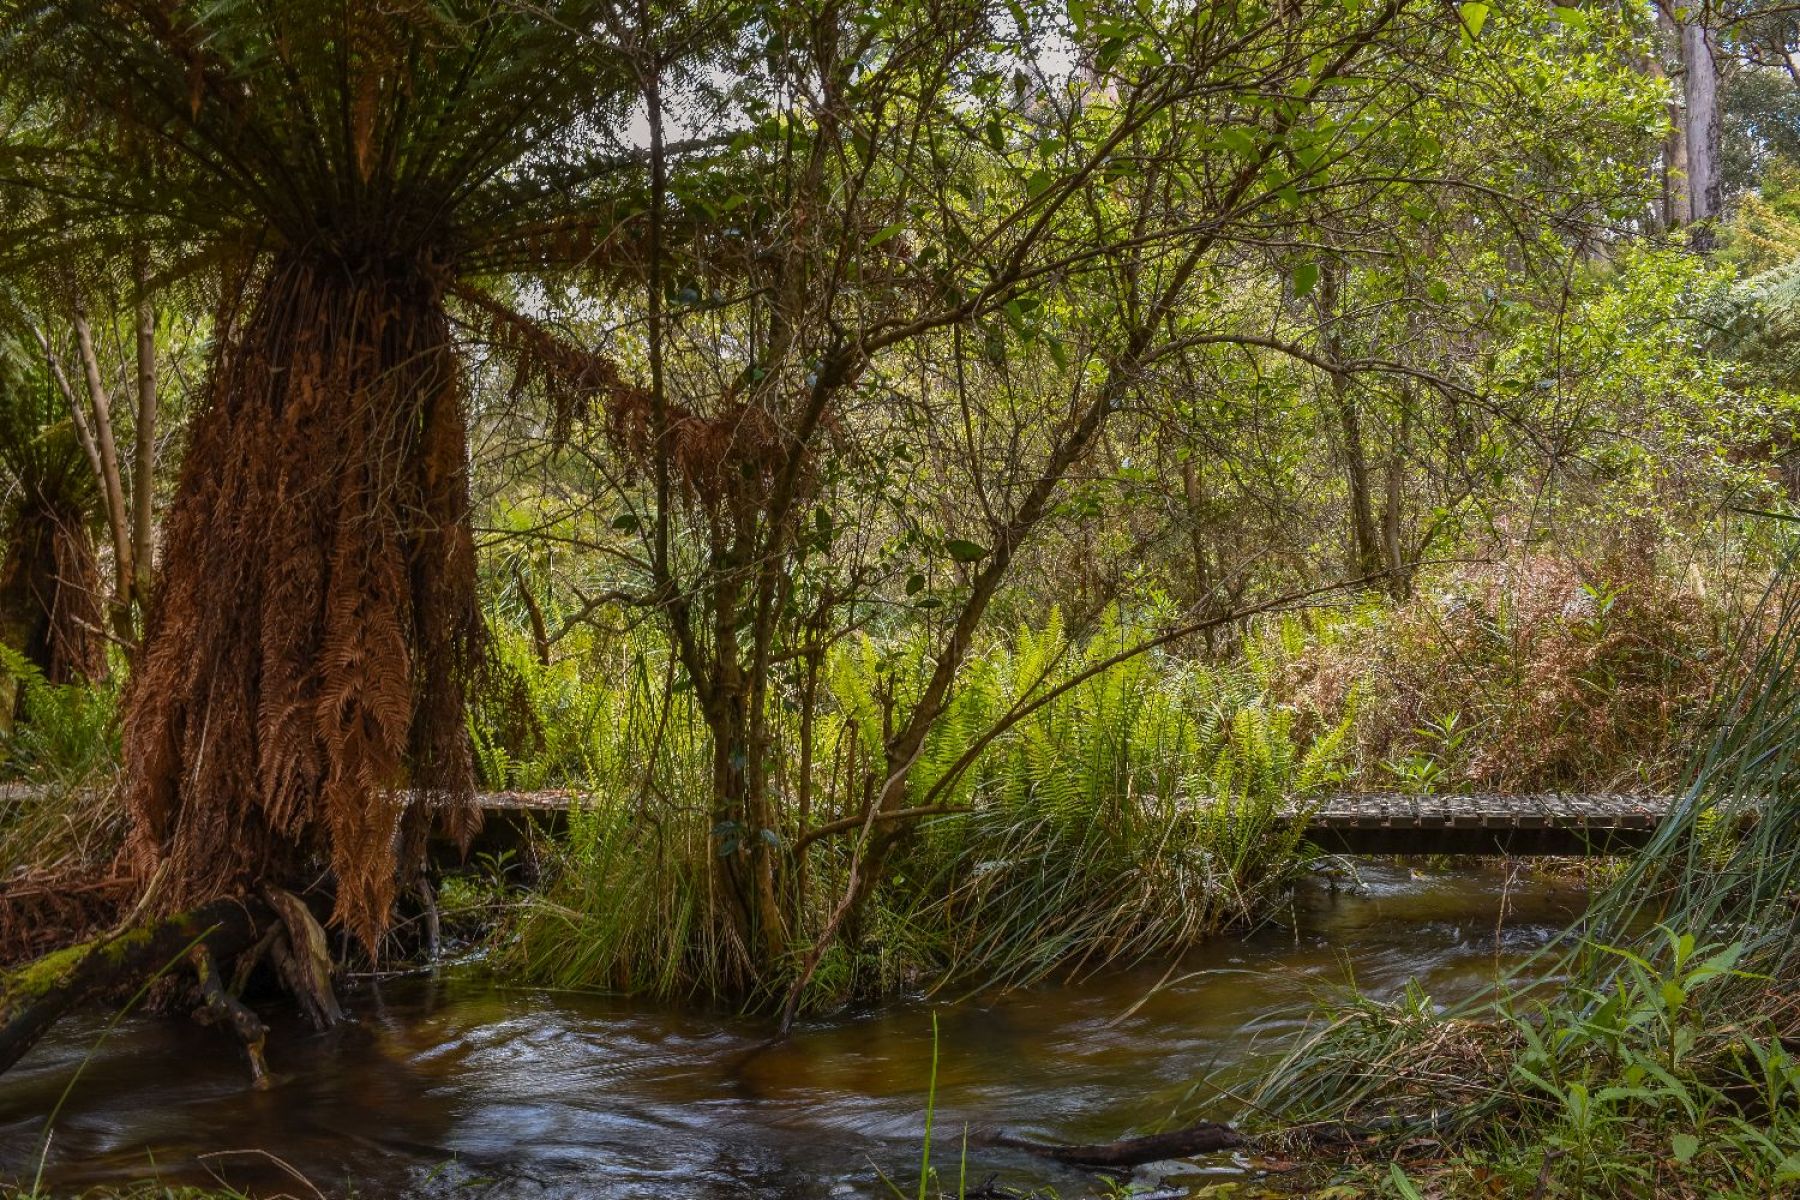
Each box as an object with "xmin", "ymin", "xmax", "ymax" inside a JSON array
[{"xmin": 0, "ymin": 861, "xmax": 1587, "ymax": 1198}]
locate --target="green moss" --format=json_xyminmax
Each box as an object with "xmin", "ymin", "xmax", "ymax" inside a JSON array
[
  {"xmin": 1, "ymin": 1185, "xmax": 259, "ymax": 1199},
  {"xmin": 0, "ymin": 941, "xmax": 91, "ymax": 1006},
  {"xmin": 95, "ymin": 924, "xmax": 158, "ymax": 964},
  {"xmin": 0, "ymin": 918, "xmax": 174, "ymax": 1008}
]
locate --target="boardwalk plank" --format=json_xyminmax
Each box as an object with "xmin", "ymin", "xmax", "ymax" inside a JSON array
[{"xmin": 451, "ymin": 789, "xmax": 1679, "ymax": 858}]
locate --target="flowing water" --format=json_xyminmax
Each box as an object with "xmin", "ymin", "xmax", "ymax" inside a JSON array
[{"xmin": 0, "ymin": 862, "xmax": 1588, "ymax": 1198}]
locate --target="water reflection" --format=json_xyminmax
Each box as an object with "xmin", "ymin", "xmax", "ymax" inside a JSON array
[{"xmin": 0, "ymin": 862, "xmax": 1586, "ymax": 1198}]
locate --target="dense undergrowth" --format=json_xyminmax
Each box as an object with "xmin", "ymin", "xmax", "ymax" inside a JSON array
[
  {"xmin": 0, "ymin": 554, "xmax": 1775, "ymax": 1196},
  {"xmin": 1249, "ymin": 570, "xmax": 1800, "ymax": 1198},
  {"xmin": 0, "ymin": 552, "xmax": 1749, "ymax": 1018},
  {"xmin": 486, "ymin": 606, "xmax": 1330, "ymax": 1007},
  {"xmin": 468, "ymin": 553, "xmax": 1738, "ymax": 1012}
]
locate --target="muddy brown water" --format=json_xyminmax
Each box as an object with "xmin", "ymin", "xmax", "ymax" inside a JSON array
[{"xmin": 0, "ymin": 863, "xmax": 1587, "ymax": 1198}]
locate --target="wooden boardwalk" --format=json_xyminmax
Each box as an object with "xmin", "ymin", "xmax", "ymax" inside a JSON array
[
  {"xmin": 473, "ymin": 790, "xmax": 1676, "ymax": 857},
  {"xmin": 1286, "ymin": 792, "xmax": 1672, "ymax": 856}
]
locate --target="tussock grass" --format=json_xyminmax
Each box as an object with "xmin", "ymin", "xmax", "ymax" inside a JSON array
[{"xmin": 0, "ymin": 654, "xmax": 125, "ymax": 961}]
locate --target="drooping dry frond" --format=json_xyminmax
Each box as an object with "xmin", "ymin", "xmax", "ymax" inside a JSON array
[
  {"xmin": 0, "ymin": 0, "xmax": 727, "ymax": 950},
  {"xmin": 125, "ymin": 257, "xmax": 478, "ymax": 950},
  {"xmin": 0, "ymin": 353, "xmax": 105, "ymax": 686},
  {"xmin": 458, "ymin": 287, "xmax": 830, "ymax": 517}
]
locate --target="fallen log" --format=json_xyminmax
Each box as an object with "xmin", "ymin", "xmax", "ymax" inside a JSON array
[
  {"xmin": 992, "ymin": 1119, "xmax": 1244, "ymax": 1169},
  {"xmin": 0, "ymin": 897, "xmax": 267, "ymax": 1075}
]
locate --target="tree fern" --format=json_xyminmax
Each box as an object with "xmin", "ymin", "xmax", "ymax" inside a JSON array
[{"xmin": 1712, "ymin": 253, "xmax": 1800, "ymax": 389}]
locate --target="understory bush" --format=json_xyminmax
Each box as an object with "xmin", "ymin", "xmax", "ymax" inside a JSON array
[
  {"xmin": 493, "ymin": 610, "xmax": 1337, "ymax": 1009},
  {"xmin": 1259, "ymin": 554, "xmax": 1736, "ymax": 794},
  {"xmin": 480, "ymin": 554, "xmax": 1745, "ymax": 1012},
  {"xmin": 0, "ymin": 647, "xmax": 120, "ymax": 879}
]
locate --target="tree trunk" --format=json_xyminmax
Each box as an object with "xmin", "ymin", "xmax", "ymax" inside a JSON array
[
  {"xmin": 1380, "ymin": 397, "xmax": 1411, "ymax": 599},
  {"xmin": 1338, "ymin": 390, "xmax": 1383, "ymax": 580},
  {"xmin": 514, "ymin": 565, "xmax": 550, "ymax": 666},
  {"xmin": 69, "ymin": 306, "xmax": 135, "ymax": 644},
  {"xmin": 122, "ymin": 257, "xmax": 480, "ymax": 952},
  {"xmin": 1319, "ymin": 261, "xmax": 1382, "ymax": 580},
  {"xmin": 1681, "ymin": 18, "xmax": 1720, "ymax": 242},
  {"xmin": 1181, "ymin": 456, "xmax": 1218, "ymax": 638},
  {"xmin": 1657, "ymin": 6, "xmax": 1690, "ymax": 230},
  {"xmin": 132, "ymin": 262, "xmax": 157, "ymax": 617},
  {"xmin": 0, "ymin": 497, "xmax": 108, "ymax": 686},
  {"xmin": 704, "ymin": 545, "xmax": 788, "ymax": 980}
]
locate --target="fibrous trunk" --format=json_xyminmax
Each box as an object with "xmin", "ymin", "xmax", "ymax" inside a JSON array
[
  {"xmin": 0, "ymin": 497, "xmax": 106, "ymax": 686},
  {"xmin": 123, "ymin": 255, "xmax": 480, "ymax": 951}
]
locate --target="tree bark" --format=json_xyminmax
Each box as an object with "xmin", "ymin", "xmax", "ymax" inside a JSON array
[
  {"xmin": 31, "ymin": 327, "xmax": 107, "ymax": 503},
  {"xmin": 1339, "ymin": 390, "xmax": 1383, "ymax": 580},
  {"xmin": 704, "ymin": 539, "xmax": 788, "ymax": 976},
  {"xmin": 1657, "ymin": 6, "xmax": 1690, "ymax": 230},
  {"xmin": 514, "ymin": 565, "xmax": 550, "ymax": 666},
  {"xmin": 1681, "ymin": 17, "xmax": 1720, "ymax": 240},
  {"xmin": 70, "ymin": 306, "xmax": 135, "ymax": 643},
  {"xmin": 1181, "ymin": 456, "xmax": 1218, "ymax": 636},
  {"xmin": 1380, "ymin": 396, "xmax": 1411, "ymax": 599},
  {"xmin": 1319, "ymin": 261, "xmax": 1383, "ymax": 580}
]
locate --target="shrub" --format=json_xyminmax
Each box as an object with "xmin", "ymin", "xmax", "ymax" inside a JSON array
[{"xmin": 1259, "ymin": 555, "xmax": 1731, "ymax": 794}]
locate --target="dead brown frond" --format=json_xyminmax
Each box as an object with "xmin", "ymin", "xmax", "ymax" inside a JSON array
[
  {"xmin": 0, "ymin": 863, "xmax": 131, "ymax": 965},
  {"xmin": 0, "ymin": 499, "xmax": 106, "ymax": 686},
  {"xmin": 455, "ymin": 285, "xmax": 830, "ymax": 519},
  {"xmin": 123, "ymin": 255, "xmax": 480, "ymax": 952}
]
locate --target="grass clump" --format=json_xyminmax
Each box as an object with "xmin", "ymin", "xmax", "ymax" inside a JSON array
[{"xmin": 0, "ymin": 647, "xmax": 126, "ymax": 963}]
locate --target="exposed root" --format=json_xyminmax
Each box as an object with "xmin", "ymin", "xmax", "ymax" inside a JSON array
[
  {"xmin": 190, "ymin": 944, "xmax": 269, "ymax": 1088},
  {"xmin": 991, "ymin": 1119, "xmax": 1244, "ymax": 1169},
  {"xmin": 263, "ymin": 887, "xmax": 343, "ymax": 1030},
  {"xmin": 0, "ymin": 898, "xmax": 266, "ymax": 1075},
  {"xmin": 416, "ymin": 875, "xmax": 441, "ymax": 962}
]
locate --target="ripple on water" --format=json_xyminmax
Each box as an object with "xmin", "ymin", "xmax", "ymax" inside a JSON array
[{"xmin": 0, "ymin": 862, "xmax": 1585, "ymax": 1198}]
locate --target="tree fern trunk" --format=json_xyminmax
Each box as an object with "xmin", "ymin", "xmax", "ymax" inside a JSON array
[{"xmin": 122, "ymin": 256, "xmax": 480, "ymax": 953}]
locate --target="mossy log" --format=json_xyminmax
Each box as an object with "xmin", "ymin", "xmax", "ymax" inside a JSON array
[{"xmin": 0, "ymin": 897, "xmax": 266, "ymax": 1075}]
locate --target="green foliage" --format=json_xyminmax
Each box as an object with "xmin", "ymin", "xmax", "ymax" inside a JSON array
[
  {"xmin": 484, "ymin": 622, "xmax": 726, "ymax": 999},
  {"xmin": 493, "ymin": 609, "xmax": 1335, "ymax": 1008},
  {"xmin": 1713, "ymin": 252, "xmax": 1800, "ymax": 392},
  {"xmin": 871, "ymin": 611, "xmax": 1327, "ymax": 996},
  {"xmin": 0, "ymin": 643, "xmax": 121, "ymax": 881},
  {"xmin": 0, "ymin": 0, "xmax": 647, "ymax": 277},
  {"xmin": 0, "ymin": 644, "xmax": 117, "ymax": 786}
]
